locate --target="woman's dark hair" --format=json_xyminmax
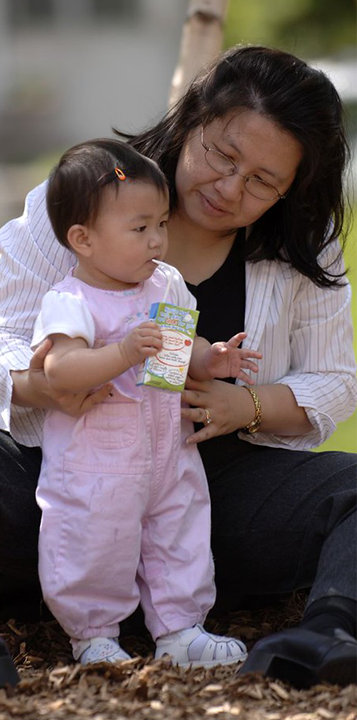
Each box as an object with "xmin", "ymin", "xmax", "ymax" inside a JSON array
[
  {"xmin": 118, "ymin": 45, "xmax": 351, "ymax": 287},
  {"xmin": 46, "ymin": 138, "xmax": 168, "ymax": 248}
]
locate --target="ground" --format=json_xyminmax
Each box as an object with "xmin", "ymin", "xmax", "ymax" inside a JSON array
[{"xmin": 1, "ymin": 594, "xmax": 356, "ymax": 720}]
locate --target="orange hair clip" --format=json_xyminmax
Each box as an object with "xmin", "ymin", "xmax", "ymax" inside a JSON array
[{"xmin": 114, "ymin": 167, "xmax": 126, "ymax": 181}]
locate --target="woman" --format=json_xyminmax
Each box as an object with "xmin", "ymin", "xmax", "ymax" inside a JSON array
[{"xmin": 0, "ymin": 45, "xmax": 356, "ymax": 688}]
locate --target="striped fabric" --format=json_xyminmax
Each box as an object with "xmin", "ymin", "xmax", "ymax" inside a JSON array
[{"xmin": 0, "ymin": 180, "xmax": 356, "ymax": 448}]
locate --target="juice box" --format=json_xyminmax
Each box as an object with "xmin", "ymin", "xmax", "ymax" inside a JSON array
[{"xmin": 136, "ymin": 302, "xmax": 199, "ymax": 392}]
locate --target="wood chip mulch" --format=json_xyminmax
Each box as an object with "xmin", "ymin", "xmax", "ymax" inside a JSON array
[{"xmin": 1, "ymin": 592, "xmax": 356, "ymax": 720}]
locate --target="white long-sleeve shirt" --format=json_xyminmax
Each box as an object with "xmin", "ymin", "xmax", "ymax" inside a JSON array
[{"xmin": 0, "ymin": 180, "xmax": 356, "ymax": 448}]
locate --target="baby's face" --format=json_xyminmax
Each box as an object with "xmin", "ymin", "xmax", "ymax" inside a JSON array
[{"xmin": 80, "ymin": 181, "xmax": 169, "ymax": 291}]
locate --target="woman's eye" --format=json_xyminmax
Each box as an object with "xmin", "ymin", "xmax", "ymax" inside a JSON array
[
  {"xmin": 252, "ymin": 175, "xmax": 268, "ymax": 186},
  {"xmin": 212, "ymin": 142, "xmax": 236, "ymax": 161},
  {"xmin": 215, "ymin": 145, "xmax": 232, "ymax": 159}
]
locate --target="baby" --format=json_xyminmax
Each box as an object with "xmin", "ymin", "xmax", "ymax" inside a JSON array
[{"xmin": 32, "ymin": 138, "xmax": 261, "ymax": 667}]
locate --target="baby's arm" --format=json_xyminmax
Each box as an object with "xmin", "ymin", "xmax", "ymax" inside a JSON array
[
  {"xmin": 43, "ymin": 321, "xmax": 162, "ymax": 393},
  {"xmin": 189, "ymin": 333, "xmax": 262, "ymax": 385}
]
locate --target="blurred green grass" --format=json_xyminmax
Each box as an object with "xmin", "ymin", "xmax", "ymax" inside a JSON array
[{"xmin": 316, "ymin": 210, "xmax": 357, "ymax": 453}]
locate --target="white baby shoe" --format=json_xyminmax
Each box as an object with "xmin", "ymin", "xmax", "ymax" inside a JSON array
[
  {"xmin": 155, "ymin": 623, "xmax": 247, "ymax": 668},
  {"xmin": 73, "ymin": 636, "xmax": 131, "ymax": 665}
]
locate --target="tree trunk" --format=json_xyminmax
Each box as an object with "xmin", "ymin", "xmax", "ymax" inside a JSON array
[{"xmin": 168, "ymin": 0, "xmax": 230, "ymax": 108}]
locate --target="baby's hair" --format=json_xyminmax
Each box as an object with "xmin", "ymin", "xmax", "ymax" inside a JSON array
[{"xmin": 46, "ymin": 138, "xmax": 168, "ymax": 248}]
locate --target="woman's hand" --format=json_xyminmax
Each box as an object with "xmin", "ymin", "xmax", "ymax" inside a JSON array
[
  {"xmin": 181, "ymin": 375, "xmax": 313, "ymax": 444},
  {"xmin": 11, "ymin": 339, "xmax": 113, "ymax": 416},
  {"xmin": 181, "ymin": 375, "xmax": 249, "ymax": 444}
]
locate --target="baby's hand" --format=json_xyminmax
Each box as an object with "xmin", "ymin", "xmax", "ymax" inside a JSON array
[
  {"xmin": 118, "ymin": 321, "xmax": 162, "ymax": 368},
  {"xmin": 205, "ymin": 332, "xmax": 262, "ymax": 384}
]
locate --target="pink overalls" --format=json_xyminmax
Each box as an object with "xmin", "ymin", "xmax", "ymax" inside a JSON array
[{"xmin": 35, "ymin": 265, "xmax": 215, "ymax": 642}]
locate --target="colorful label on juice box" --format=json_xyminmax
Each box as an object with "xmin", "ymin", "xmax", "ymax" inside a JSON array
[{"xmin": 136, "ymin": 302, "xmax": 199, "ymax": 392}]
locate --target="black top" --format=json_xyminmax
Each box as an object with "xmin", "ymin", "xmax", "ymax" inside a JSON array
[
  {"xmin": 185, "ymin": 228, "xmax": 252, "ymax": 473},
  {"xmin": 186, "ymin": 228, "xmax": 246, "ymax": 382}
]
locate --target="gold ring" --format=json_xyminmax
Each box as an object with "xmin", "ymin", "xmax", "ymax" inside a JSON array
[{"xmin": 203, "ymin": 409, "xmax": 213, "ymax": 425}]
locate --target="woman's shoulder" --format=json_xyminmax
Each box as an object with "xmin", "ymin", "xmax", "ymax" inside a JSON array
[
  {"xmin": 0, "ymin": 179, "xmax": 74, "ymax": 279},
  {"xmin": 0, "ymin": 179, "xmax": 48, "ymax": 237},
  {"xmin": 24, "ymin": 178, "xmax": 48, "ymax": 213},
  {"xmin": 23, "ymin": 180, "xmax": 56, "ymax": 246},
  {"xmin": 10, "ymin": 178, "xmax": 50, "ymax": 236}
]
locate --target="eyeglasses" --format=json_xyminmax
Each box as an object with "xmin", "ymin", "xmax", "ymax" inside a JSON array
[{"xmin": 200, "ymin": 127, "xmax": 286, "ymax": 202}]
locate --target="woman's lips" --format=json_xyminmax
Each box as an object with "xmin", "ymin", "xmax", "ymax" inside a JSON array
[{"xmin": 199, "ymin": 191, "xmax": 230, "ymax": 216}]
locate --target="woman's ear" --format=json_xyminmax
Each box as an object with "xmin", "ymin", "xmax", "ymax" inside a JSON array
[{"xmin": 67, "ymin": 224, "xmax": 92, "ymax": 257}]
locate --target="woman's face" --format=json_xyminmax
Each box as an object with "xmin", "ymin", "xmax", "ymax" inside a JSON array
[{"xmin": 174, "ymin": 110, "xmax": 302, "ymax": 234}]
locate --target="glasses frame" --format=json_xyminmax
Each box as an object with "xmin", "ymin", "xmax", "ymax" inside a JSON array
[{"xmin": 200, "ymin": 127, "xmax": 286, "ymax": 202}]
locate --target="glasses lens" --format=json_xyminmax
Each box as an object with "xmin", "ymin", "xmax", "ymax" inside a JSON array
[
  {"xmin": 246, "ymin": 177, "xmax": 279, "ymax": 201},
  {"xmin": 205, "ymin": 149, "xmax": 235, "ymax": 176}
]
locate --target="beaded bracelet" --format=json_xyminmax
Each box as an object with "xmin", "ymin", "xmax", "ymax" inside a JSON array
[{"xmin": 240, "ymin": 386, "xmax": 262, "ymax": 434}]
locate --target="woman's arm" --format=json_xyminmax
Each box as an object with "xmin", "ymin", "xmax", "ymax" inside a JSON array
[
  {"xmin": 0, "ymin": 182, "xmax": 114, "ymax": 445},
  {"xmin": 10, "ymin": 339, "xmax": 113, "ymax": 414},
  {"xmin": 183, "ymin": 243, "xmax": 357, "ymax": 448},
  {"xmin": 0, "ymin": 182, "xmax": 77, "ymax": 441}
]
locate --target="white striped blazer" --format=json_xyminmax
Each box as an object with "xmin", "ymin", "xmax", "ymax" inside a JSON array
[{"xmin": 0, "ymin": 180, "xmax": 356, "ymax": 448}]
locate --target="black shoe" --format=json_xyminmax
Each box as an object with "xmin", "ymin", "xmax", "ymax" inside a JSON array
[
  {"xmin": 238, "ymin": 627, "xmax": 357, "ymax": 689},
  {"xmin": 0, "ymin": 638, "xmax": 19, "ymax": 688}
]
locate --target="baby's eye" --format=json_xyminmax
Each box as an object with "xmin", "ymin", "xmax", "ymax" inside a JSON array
[
  {"xmin": 134, "ymin": 225, "xmax": 147, "ymax": 233},
  {"xmin": 159, "ymin": 219, "xmax": 168, "ymax": 228}
]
